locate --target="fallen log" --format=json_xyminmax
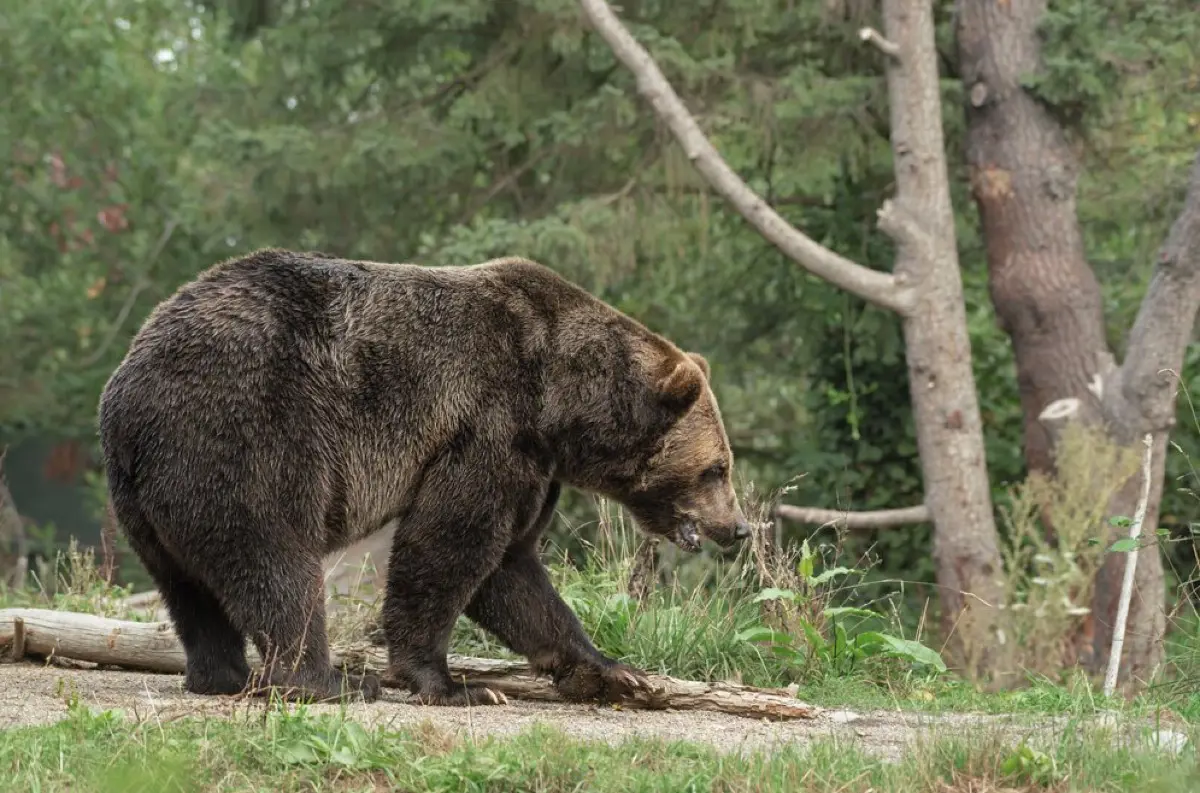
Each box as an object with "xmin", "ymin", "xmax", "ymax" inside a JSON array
[{"xmin": 0, "ymin": 608, "xmax": 819, "ymax": 721}]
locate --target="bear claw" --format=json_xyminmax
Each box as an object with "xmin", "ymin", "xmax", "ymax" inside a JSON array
[
  {"xmin": 413, "ymin": 683, "xmax": 509, "ymax": 707},
  {"xmin": 555, "ymin": 659, "xmax": 651, "ymax": 703}
]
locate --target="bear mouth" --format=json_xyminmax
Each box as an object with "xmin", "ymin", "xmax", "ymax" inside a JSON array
[{"xmin": 671, "ymin": 521, "xmax": 702, "ymax": 553}]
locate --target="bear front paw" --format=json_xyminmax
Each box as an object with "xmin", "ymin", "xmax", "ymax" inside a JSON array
[{"xmin": 554, "ymin": 658, "xmax": 652, "ymax": 704}]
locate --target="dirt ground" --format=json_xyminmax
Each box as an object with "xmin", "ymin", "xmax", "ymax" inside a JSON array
[{"xmin": 0, "ymin": 661, "xmax": 1096, "ymax": 763}]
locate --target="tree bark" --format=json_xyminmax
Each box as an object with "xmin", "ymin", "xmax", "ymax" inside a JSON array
[
  {"xmin": 0, "ymin": 451, "xmax": 29, "ymax": 590},
  {"xmin": 956, "ymin": 0, "xmax": 1111, "ymax": 481},
  {"xmin": 878, "ymin": 1, "xmax": 1007, "ymax": 680},
  {"xmin": 957, "ymin": 0, "xmax": 1200, "ymax": 686},
  {"xmin": 956, "ymin": 0, "xmax": 1115, "ymax": 672},
  {"xmin": 579, "ymin": 0, "xmax": 1009, "ymax": 680},
  {"xmin": 1093, "ymin": 152, "xmax": 1200, "ymax": 686}
]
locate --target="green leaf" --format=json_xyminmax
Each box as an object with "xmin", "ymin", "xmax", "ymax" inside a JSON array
[
  {"xmin": 823, "ymin": 606, "xmax": 878, "ymax": 621},
  {"xmin": 1107, "ymin": 537, "xmax": 1139, "ymax": 553},
  {"xmin": 855, "ymin": 632, "xmax": 948, "ymax": 672},
  {"xmin": 277, "ymin": 741, "xmax": 321, "ymax": 766},
  {"xmin": 797, "ymin": 539, "xmax": 815, "ymax": 580},
  {"xmin": 797, "ymin": 618, "xmax": 827, "ymax": 654},
  {"xmin": 734, "ymin": 626, "xmax": 793, "ymax": 646},
  {"xmin": 330, "ymin": 747, "xmax": 360, "ymax": 767},
  {"xmin": 808, "ymin": 566, "xmax": 862, "ymax": 586}
]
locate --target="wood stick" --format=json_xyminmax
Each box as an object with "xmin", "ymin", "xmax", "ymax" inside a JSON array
[
  {"xmin": 776, "ymin": 503, "xmax": 930, "ymax": 528},
  {"xmin": 0, "ymin": 608, "xmax": 819, "ymax": 721},
  {"xmin": 1103, "ymin": 433, "xmax": 1155, "ymax": 697}
]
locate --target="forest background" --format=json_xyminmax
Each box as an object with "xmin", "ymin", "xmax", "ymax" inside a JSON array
[{"xmin": 2, "ymin": 0, "xmax": 1199, "ymax": 687}]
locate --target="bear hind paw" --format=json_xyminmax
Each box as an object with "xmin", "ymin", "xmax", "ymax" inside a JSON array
[{"xmin": 248, "ymin": 669, "xmax": 382, "ymax": 704}]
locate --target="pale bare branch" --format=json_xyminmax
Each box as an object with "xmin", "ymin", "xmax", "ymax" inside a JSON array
[
  {"xmin": 1103, "ymin": 433, "xmax": 1155, "ymax": 697},
  {"xmin": 776, "ymin": 503, "xmax": 930, "ymax": 528},
  {"xmin": 875, "ymin": 199, "xmax": 932, "ymax": 264},
  {"xmin": 858, "ymin": 27, "xmax": 900, "ymax": 58},
  {"xmin": 577, "ymin": 0, "xmax": 915, "ymax": 315}
]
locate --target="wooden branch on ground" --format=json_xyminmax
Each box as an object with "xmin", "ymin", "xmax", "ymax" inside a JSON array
[
  {"xmin": 121, "ymin": 590, "xmax": 162, "ymax": 609},
  {"xmin": 775, "ymin": 503, "xmax": 930, "ymax": 528},
  {"xmin": 0, "ymin": 608, "xmax": 820, "ymax": 721},
  {"xmin": 577, "ymin": 0, "xmax": 914, "ymax": 315}
]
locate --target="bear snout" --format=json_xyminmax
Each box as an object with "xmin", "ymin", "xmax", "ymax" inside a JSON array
[
  {"xmin": 733, "ymin": 517, "xmax": 751, "ymax": 541},
  {"xmin": 700, "ymin": 513, "xmax": 751, "ymax": 548}
]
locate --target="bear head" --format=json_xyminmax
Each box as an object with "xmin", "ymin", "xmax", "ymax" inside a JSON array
[{"xmin": 622, "ymin": 349, "xmax": 750, "ymax": 553}]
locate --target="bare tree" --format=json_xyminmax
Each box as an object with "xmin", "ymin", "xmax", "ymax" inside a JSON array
[
  {"xmin": 580, "ymin": 0, "xmax": 1008, "ymax": 677},
  {"xmin": 956, "ymin": 0, "xmax": 1200, "ymax": 687}
]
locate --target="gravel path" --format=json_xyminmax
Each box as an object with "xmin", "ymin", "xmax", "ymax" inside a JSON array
[{"xmin": 0, "ymin": 661, "xmax": 1090, "ymax": 763}]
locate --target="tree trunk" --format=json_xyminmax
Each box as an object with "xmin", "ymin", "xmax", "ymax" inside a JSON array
[
  {"xmin": 956, "ymin": 1, "xmax": 1200, "ymax": 686},
  {"xmin": 955, "ymin": 0, "xmax": 1118, "ymax": 671},
  {"xmin": 1095, "ymin": 152, "xmax": 1200, "ymax": 686},
  {"xmin": 955, "ymin": 0, "xmax": 1111, "ymax": 481},
  {"xmin": 580, "ymin": 0, "xmax": 1009, "ymax": 681},
  {"xmin": 881, "ymin": 0, "xmax": 1007, "ymax": 680},
  {"xmin": 0, "ymin": 451, "xmax": 29, "ymax": 590}
]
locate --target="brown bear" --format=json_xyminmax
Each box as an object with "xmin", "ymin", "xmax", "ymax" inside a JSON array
[{"xmin": 97, "ymin": 248, "xmax": 749, "ymax": 706}]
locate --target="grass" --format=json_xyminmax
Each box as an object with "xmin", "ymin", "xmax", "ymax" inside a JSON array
[
  {"xmin": 0, "ymin": 695, "xmax": 1196, "ymax": 793},
  {"xmin": 5, "ymin": 466, "xmax": 1200, "ymax": 792},
  {"xmin": 7, "ymin": 489, "xmax": 1200, "ymax": 725}
]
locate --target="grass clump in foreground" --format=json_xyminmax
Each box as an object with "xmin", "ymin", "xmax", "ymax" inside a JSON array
[{"xmin": 1, "ymin": 697, "xmax": 1197, "ymax": 793}]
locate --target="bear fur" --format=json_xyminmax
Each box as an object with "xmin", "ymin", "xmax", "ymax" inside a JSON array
[{"xmin": 97, "ymin": 249, "xmax": 748, "ymax": 705}]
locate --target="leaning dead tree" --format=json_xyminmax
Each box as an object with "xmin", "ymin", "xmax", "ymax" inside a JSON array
[
  {"xmin": 579, "ymin": 0, "xmax": 1008, "ymax": 678},
  {"xmin": 0, "ymin": 608, "xmax": 820, "ymax": 721}
]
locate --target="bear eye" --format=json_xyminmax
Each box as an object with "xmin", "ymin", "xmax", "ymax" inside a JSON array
[{"xmin": 701, "ymin": 461, "xmax": 727, "ymax": 481}]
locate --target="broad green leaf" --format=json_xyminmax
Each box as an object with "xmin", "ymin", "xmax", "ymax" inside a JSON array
[
  {"xmin": 855, "ymin": 632, "xmax": 948, "ymax": 672},
  {"xmin": 1107, "ymin": 537, "xmax": 1140, "ymax": 553}
]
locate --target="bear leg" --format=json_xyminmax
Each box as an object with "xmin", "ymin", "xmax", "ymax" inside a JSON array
[
  {"xmin": 464, "ymin": 481, "xmax": 651, "ymax": 704},
  {"xmin": 110, "ymin": 479, "xmax": 251, "ymax": 696},
  {"xmin": 216, "ymin": 553, "xmax": 381, "ymax": 704},
  {"xmin": 381, "ymin": 513, "xmax": 512, "ymax": 706},
  {"xmin": 465, "ymin": 546, "xmax": 651, "ymax": 703}
]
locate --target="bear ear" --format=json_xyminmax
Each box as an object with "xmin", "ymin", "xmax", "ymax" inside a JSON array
[
  {"xmin": 686, "ymin": 352, "xmax": 710, "ymax": 381},
  {"xmin": 655, "ymin": 355, "xmax": 704, "ymax": 412}
]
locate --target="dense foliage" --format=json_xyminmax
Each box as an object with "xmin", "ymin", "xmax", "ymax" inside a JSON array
[{"xmin": 1, "ymin": 0, "xmax": 1197, "ymax": 590}]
